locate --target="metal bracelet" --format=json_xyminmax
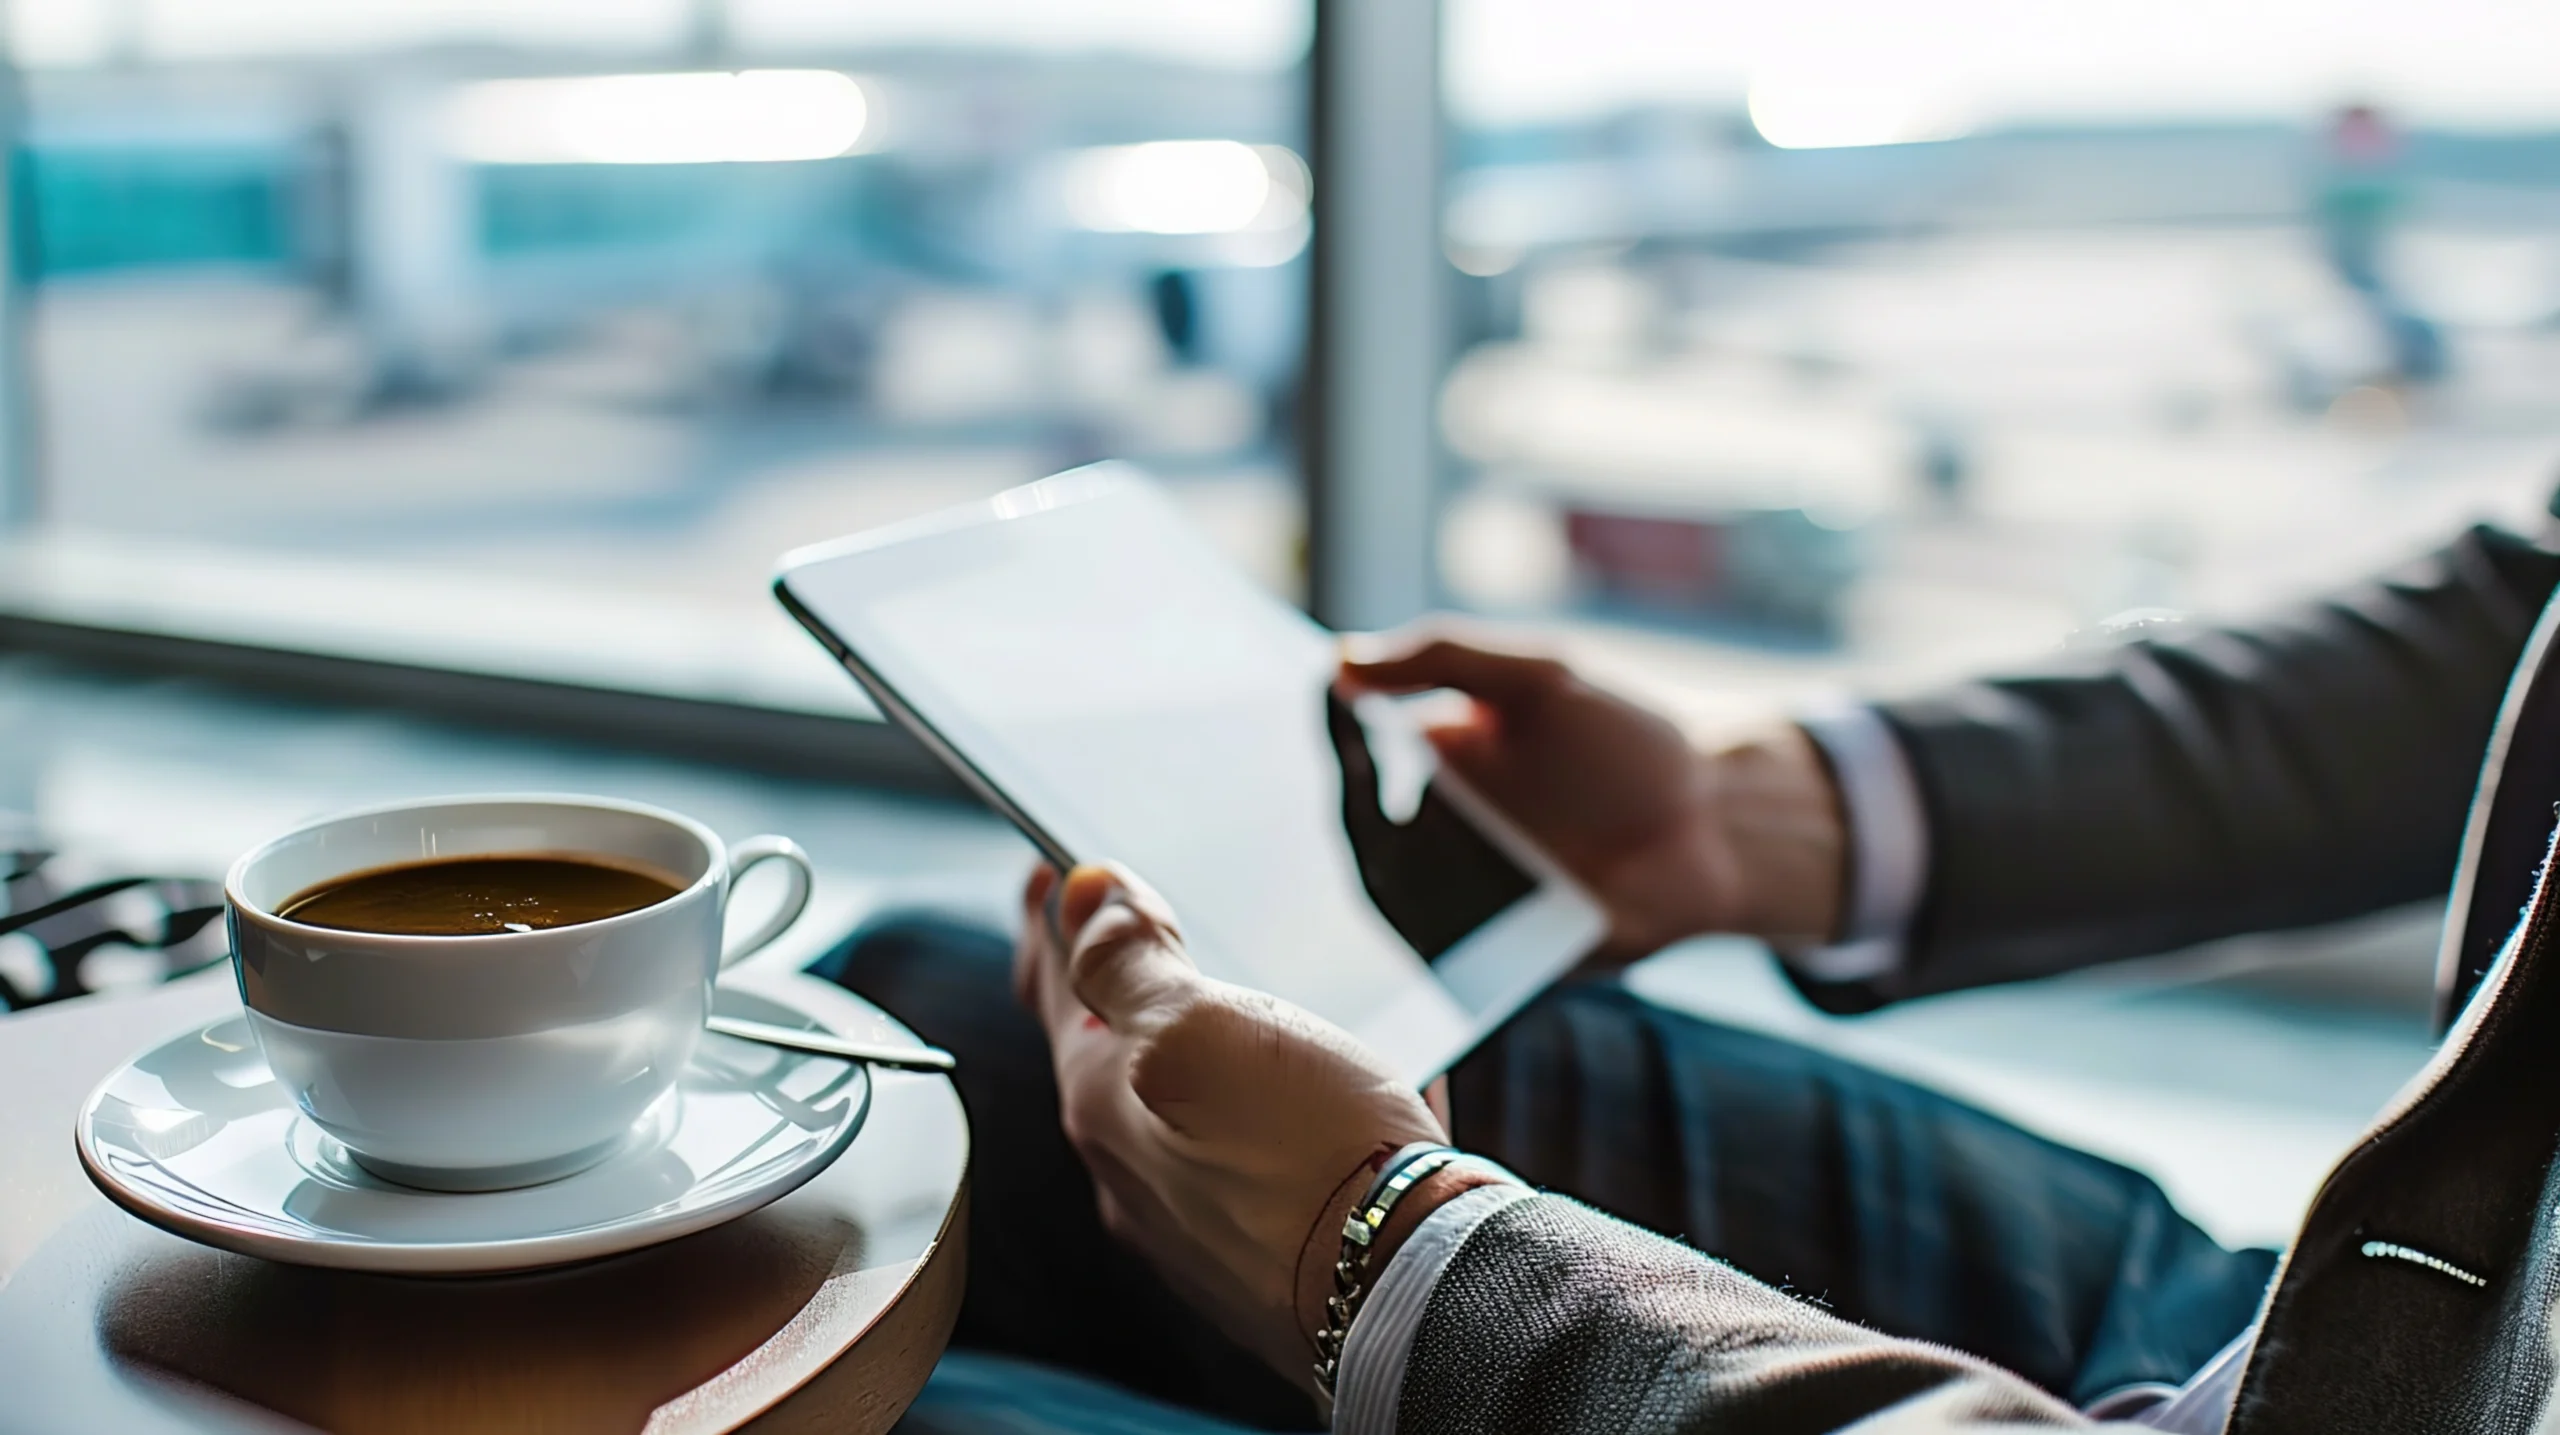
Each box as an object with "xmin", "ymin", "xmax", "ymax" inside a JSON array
[{"xmin": 1310, "ymin": 1143, "xmax": 1464, "ymax": 1397}]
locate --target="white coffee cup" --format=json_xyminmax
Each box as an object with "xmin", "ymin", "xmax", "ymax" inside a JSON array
[{"xmin": 224, "ymin": 794, "xmax": 814, "ymax": 1192}]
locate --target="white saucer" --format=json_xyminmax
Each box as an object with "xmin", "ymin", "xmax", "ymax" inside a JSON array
[{"xmin": 74, "ymin": 985, "xmax": 871, "ymax": 1276}]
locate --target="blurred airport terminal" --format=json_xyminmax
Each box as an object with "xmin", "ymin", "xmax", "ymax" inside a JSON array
[
  {"xmin": 15, "ymin": 3, "xmax": 1313, "ymax": 620},
  {"xmin": 13, "ymin": 0, "xmax": 2560, "ymax": 711}
]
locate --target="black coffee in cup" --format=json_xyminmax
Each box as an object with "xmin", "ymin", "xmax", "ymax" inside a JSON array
[{"xmin": 279, "ymin": 854, "xmax": 682, "ymax": 937}]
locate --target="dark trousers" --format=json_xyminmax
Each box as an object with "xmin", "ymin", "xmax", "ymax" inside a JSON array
[{"xmin": 823, "ymin": 918, "xmax": 2276, "ymax": 1432}]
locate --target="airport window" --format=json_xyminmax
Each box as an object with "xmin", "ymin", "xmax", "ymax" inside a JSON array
[
  {"xmin": 3, "ymin": 0, "xmax": 1312, "ymax": 708},
  {"xmin": 1435, "ymin": 0, "xmax": 2560, "ymax": 703},
  {"xmin": 11, "ymin": 1, "xmax": 2560, "ymax": 724}
]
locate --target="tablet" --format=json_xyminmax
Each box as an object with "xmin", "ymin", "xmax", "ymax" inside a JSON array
[{"xmin": 774, "ymin": 464, "xmax": 1607, "ymax": 1082}]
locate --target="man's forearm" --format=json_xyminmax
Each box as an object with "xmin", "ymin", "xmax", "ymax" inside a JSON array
[
  {"xmin": 1385, "ymin": 1195, "xmax": 2112, "ymax": 1434},
  {"xmin": 1870, "ymin": 523, "xmax": 2560, "ymax": 1003}
]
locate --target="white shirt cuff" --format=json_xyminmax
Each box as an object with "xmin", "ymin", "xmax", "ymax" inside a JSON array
[
  {"xmin": 1786, "ymin": 703, "xmax": 1929, "ymax": 984},
  {"xmin": 1330, "ymin": 1181, "xmax": 1538, "ymax": 1435}
]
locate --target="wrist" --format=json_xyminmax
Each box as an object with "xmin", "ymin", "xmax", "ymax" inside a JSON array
[
  {"xmin": 1364, "ymin": 1163, "xmax": 1504, "ymax": 1274},
  {"xmin": 1293, "ymin": 1150, "xmax": 1508, "ymax": 1356},
  {"xmin": 1697, "ymin": 723, "xmax": 1847, "ymax": 942}
]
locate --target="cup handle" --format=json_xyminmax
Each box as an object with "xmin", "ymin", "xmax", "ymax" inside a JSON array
[{"xmin": 719, "ymin": 835, "xmax": 814, "ymax": 969}]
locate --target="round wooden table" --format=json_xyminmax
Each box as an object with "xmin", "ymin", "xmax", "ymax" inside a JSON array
[{"xmin": 0, "ymin": 967, "xmax": 970, "ymax": 1435}]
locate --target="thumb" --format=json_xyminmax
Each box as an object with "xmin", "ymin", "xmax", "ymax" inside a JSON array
[
  {"xmin": 1340, "ymin": 631, "xmax": 1566, "ymax": 708},
  {"xmin": 1421, "ymin": 704, "xmax": 1501, "ymax": 773},
  {"xmin": 1060, "ymin": 864, "xmax": 1199, "ymax": 1028}
]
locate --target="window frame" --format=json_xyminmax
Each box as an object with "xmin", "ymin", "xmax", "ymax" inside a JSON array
[{"xmin": 1305, "ymin": 0, "xmax": 1446, "ymax": 633}]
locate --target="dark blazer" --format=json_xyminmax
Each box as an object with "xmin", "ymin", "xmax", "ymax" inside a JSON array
[
  {"xmin": 1815, "ymin": 520, "xmax": 2560, "ymax": 1018},
  {"xmin": 1394, "ymin": 518, "xmax": 2560, "ymax": 1430}
]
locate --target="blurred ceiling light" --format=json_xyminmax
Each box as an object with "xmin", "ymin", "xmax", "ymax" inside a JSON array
[
  {"xmin": 1746, "ymin": 79, "xmax": 1968, "ymax": 150},
  {"xmin": 1065, "ymin": 140, "xmax": 1307, "ymax": 235},
  {"xmin": 445, "ymin": 70, "xmax": 868, "ymax": 165}
]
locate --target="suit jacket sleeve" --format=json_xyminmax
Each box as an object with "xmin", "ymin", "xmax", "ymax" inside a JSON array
[
  {"xmin": 1788, "ymin": 522, "xmax": 2560, "ymax": 1014},
  {"xmin": 1393, "ymin": 1194, "xmax": 2121, "ymax": 1433}
]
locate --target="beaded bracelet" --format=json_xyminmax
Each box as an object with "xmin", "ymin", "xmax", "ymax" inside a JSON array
[{"xmin": 1310, "ymin": 1143, "xmax": 1464, "ymax": 1397}]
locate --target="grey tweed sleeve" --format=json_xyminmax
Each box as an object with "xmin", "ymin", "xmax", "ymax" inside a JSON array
[{"xmin": 1394, "ymin": 1194, "xmax": 2124, "ymax": 1434}]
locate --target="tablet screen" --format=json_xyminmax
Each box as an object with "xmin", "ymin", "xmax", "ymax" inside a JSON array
[{"xmin": 777, "ymin": 467, "xmax": 1604, "ymax": 1079}]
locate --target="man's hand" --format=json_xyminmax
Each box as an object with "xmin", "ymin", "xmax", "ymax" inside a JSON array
[
  {"xmin": 1341, "ymin": 625, "xmax": 1847, "ymax": 956},
  {"xmin": 1014, "ymin": 863, "xmax": 1488, "ymax": 1390}
]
